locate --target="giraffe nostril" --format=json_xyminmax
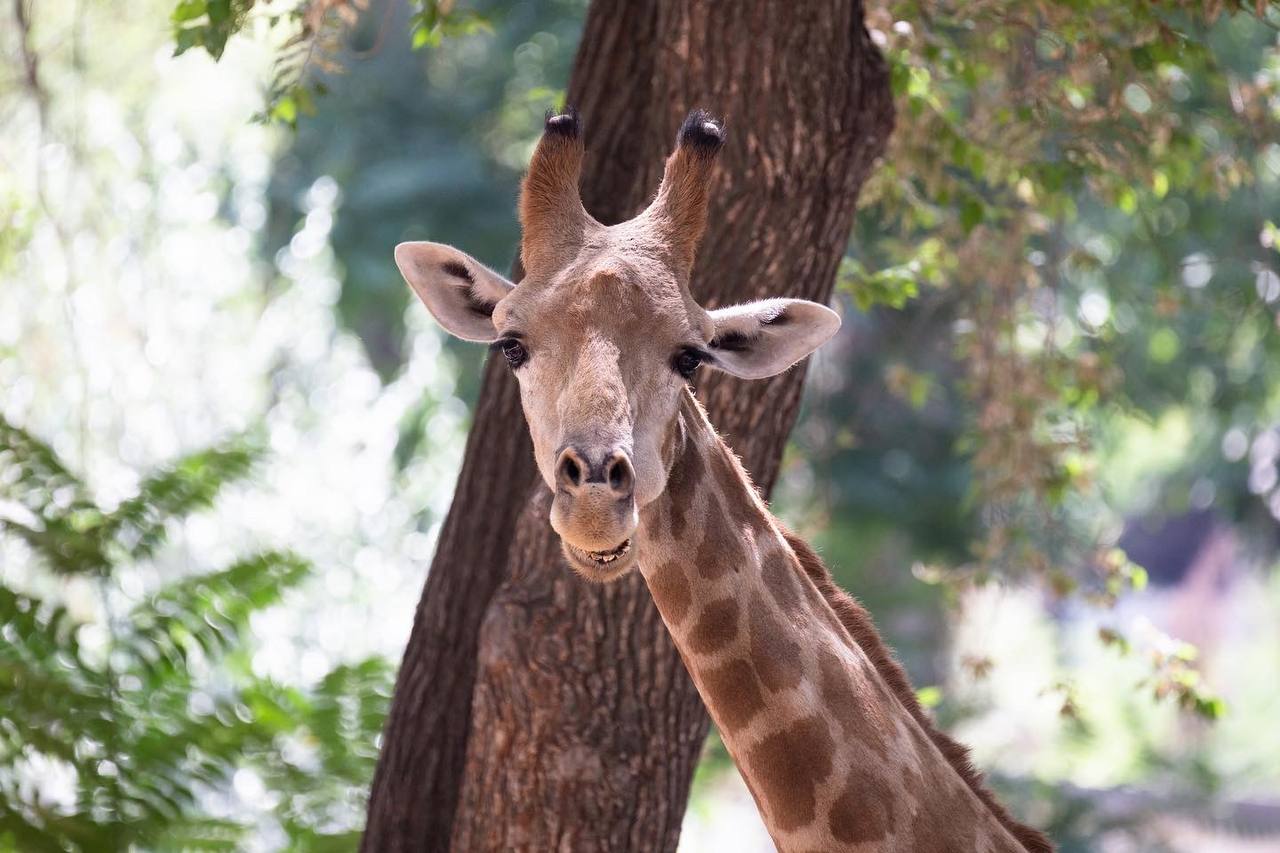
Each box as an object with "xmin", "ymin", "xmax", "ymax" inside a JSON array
[
  {"xmin": 556, "ymin": 448, "xmax": 586, "ymax": 489},
  {"xmin": 556, "ymin": 446, "xmax": 633, "ymax": 497},
  {"xmin": 605, "ymin": 452, "xmax": 634, "ymax": 497}
]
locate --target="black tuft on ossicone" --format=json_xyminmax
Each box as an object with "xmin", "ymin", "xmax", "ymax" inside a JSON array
[
  {"xmin": 677, "ymin": 108, "xmax": 725, "ymax": 154},
  {"xmin": 543, "ymin": 106, "xmax": 581, "ymax": 139}
]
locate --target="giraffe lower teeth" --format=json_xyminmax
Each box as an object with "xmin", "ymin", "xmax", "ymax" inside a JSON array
[{"xmin": 586, "ymin": 539, "xmax": 631, "ymax": 564}]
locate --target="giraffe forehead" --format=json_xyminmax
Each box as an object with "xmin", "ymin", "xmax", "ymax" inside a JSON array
[{"xmin": 499, "ymin": 232, "xmax": 708, "ymax": 340}]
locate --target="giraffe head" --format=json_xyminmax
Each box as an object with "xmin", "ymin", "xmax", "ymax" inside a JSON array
[{"xmin": 396, "ymin": 109, "xmax": 839, "ymax": 580}]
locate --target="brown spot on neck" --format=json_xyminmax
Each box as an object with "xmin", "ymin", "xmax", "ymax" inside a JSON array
[
  {"xmin": 663, "ymin": 433, "xmax": 705, "ymax": 542},
  {"xmin": 829, "ymin": 767, "xmax": 896, "ymax": 844},
  {"xmin": 747, "ymin": 597, "xmax": 802, "ymax": 692},
  {"xmin": 648, "ymin": 560, "xmax": 693, "ymax": 626},
  {"xmin": 700, "ymin": 658, "xmax": 765, "ymax": 732},
  {"xmin": 708, "ymin": 440, "xmax": 760, "ymax": 506},
  {"xmin": 744, "ymin": 714, "xmax": 835, "ymax": 833},
  {"xmin": 687, "ymin": 597, "xmax": 739, "ymax": 655},
  {"xmin": 761, "ymin": 548, "xmax": 803, "ymax": 614},
  {"xmin": 817, "ymin": 647, "xmax": 891, "ymax": 760},
  {"xmin": 694, "ymin": 497, "xmax": 740, "ymax": 580}
]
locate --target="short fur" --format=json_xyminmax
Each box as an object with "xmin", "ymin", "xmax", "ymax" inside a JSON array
[
  {"xmin": 783, "ymin": 530, "xmax": 1054, "ymax": 853},
  {"xmin": 519, "ymin": 108, "xmax": 594, "ymax": 275}
]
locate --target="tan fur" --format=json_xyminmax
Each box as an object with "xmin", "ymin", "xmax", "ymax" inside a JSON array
[
  {"xmin": 637, "ymin": 143, "xmax": 720, "ymax": 273},
  {"xmin": 783, "ymin": 530, "xmax": 1054, "ymax": 853},
  {"xmin": 636, "ymin": 396, "xmax": 1052, "ymax": 851},
  {"xmin": 518, "ymin": 122, "xmax": 597, "ymax": 275}
]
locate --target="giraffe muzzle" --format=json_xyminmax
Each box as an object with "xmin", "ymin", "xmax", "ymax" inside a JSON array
[{"xmin": 550, "ymin": 445, "xmax": 639, "ymax": 579}]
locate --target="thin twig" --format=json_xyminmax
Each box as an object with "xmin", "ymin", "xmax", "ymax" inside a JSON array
[
  {"xmin": 13, "ymin": 0, "xmax": 47, "ymax": 132},
  {"xmin": 349, "ymin": 0, "xmax": 395, "ymax": 58}
]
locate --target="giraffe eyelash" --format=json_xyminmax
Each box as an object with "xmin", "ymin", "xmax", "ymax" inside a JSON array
[{"xmin": 490, "ymin": 336, "xmax": 529, "ymax": 368}]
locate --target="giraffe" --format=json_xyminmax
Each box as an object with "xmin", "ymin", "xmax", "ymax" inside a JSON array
[{"xmin": 395, "ymin": 109, "xmax": 1053, "ymax": 852}]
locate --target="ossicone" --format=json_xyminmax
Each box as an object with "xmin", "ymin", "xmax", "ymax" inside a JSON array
[
  {"xmin": 639, "ymin": 108, "xmax": 726, "ymax": 273},
  {"xmin": 518, "ymin": 106, "xmax": 599, "ymax": 275}
]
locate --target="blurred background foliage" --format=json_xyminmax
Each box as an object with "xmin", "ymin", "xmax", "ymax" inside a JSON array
[
  {"xmin": 0, "ymin": 420, "xmax": 390, "ymax": 850},
  {"xmin": 2, "ymin": 0, "xmax": 1279, "ymax": 849}
]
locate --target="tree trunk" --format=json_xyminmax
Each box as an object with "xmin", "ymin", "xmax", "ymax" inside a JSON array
[{"xmin": 362, "ymin": 1, "xmax": 892, "ymax": 850}]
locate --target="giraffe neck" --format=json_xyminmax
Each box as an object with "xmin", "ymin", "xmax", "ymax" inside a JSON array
[{"xmin": 636, "ymin": 391, "xmax": 1031, "ymax": 852}]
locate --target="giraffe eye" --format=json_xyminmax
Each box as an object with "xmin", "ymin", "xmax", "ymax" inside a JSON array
[
  {"xmin": 672, "ymin": 348, "xmax": 704, "ymax": 380},
  {"xmin": 491, "ymin": 337, "xmax": 528, "ymax": 369}
]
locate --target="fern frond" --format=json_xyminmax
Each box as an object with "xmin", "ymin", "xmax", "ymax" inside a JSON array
[
  {"xmin": 0, "ymin": 516, "xmax": 111, "ymax": 576},
  {"xmin": 0, "ymin": 417, "xmax": 110, "ymax": 574},
  {"xmin": 0, "ymin": 417, "xmax": 88, "ymax": 511},
  {"xmin": 147, "ymin": 816, "xmax": 247, "ymax": 852},
  {"xmin": 126, "ymin": 550, "xmax": 310, "ymax": 685},
  {"xmin": 105, "ymin": 437, "xmax": 262, "ymax": 561},
  {"xmin": 0, "ymin": 795, "xmax": 113, "ymax": 853},
  {"xmin": 309, "ymin": 657, "xmax": 393, "ymax": 775}
]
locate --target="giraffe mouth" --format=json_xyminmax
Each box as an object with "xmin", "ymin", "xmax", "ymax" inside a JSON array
[
  {"xmin": 561, "ymin": 537, "xmax": 635, "ymax": 579},
  {"xmin": 583, "ymin": 538, "xmax": 631, "ymax": 565}
]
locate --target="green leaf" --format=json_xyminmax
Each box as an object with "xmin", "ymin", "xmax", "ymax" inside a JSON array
[
  {"xmin": 271, "ymin": 94, "xmax": 298, "ymax": 125},
  {"xmin": 916, "ymin": 685, "xmax": 943, "ymax": 708},
  {"xmin": 171, "ymin": 0, "xmax": 207, "ymax": 23},
  {"xmin": 206, "ymin": 0, "xmax": 230, "ymax": 24},
  {"xmin": 413, "ymin": 25, "xmax": 442, "ymax": 49},
  {"xmin": 205, "ymin": 25, "xmax": 230, "ymax": 60},
  {"xmin": 958, "ymin": 196, "xmax": 985, "ymax": 232},
  {"xmin": 173, "ymin": 26, "xmax": 204, "ymax": 56},
  {"xmin": 1195, "ymin": 695, "xmax": 1227, "ymax": 720}
]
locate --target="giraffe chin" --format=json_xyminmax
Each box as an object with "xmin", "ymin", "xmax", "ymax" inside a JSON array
[{"xmin": 560, "ymin": 537, "xmax": 637, "ymax": 582}]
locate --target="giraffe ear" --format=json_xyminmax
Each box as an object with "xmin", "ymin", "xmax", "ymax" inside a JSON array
[
  {"xmin": 395, "ymin": 241, "xmax": 515, "ymax": 343},
  {"xmin": 705, "ymin": 298, "xmax": 840, "ymax": 380}
]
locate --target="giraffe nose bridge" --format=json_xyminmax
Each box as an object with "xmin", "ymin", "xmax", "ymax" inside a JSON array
[
  {"xmin": 555, "ymin": 337, "xmax": 632, "ymax": 460},
  {"xmin": 544, "ymin": 333, "xmax": 640, "ymax": 555}
]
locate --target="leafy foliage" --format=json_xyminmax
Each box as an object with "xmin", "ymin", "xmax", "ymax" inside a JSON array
[
  {"xmin": 171, "ymin": 0, "xmax": 256, "ymax": 60},
  {"xmin": 1, "ymin": 421, "xmax": 260, "ymax": 577},
  {"xmin": 170, "ymin": 0, "xmax": 491, "ymax": 124},
  {"xmin": 0, "ymin": 418, "xmax": 392, "ymax": 850},
  {"xmin": 853, "ymin": 0, "xmax": 1280, "ymax": 562},
  {"xmin": 791, "ymin": 0, "xmax": 1280, "ymax": 720}
]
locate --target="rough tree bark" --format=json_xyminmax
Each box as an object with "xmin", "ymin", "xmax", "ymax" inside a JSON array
[{"xmin": 362, "ymin": 1, "xmax": 893, "ymax": 850}]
